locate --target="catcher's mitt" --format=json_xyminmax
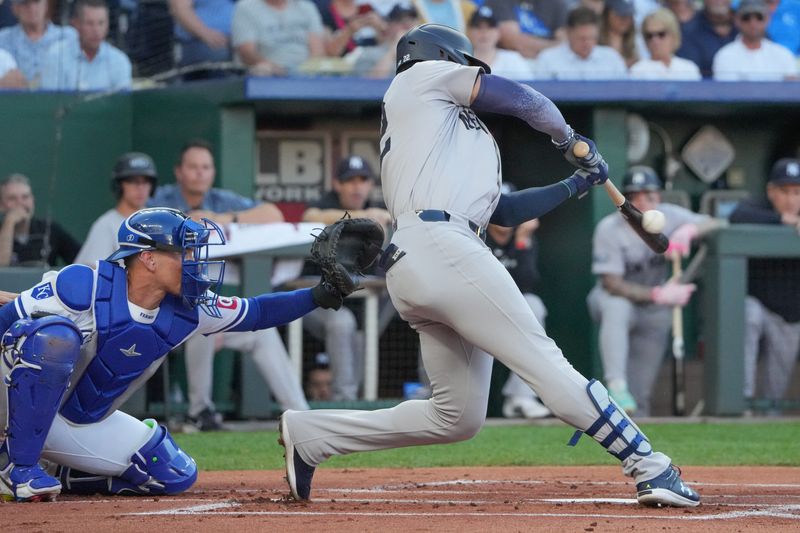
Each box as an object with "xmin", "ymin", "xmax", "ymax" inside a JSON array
[{"xmin": 310, "ymin": 216, "xmax": 385, "ymax": 297}]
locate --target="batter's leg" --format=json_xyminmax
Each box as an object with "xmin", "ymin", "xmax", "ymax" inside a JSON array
[
  {"xmin": 419, "ymin": 241, "xmax": 672, "ymax": 485},
  {"xmin": 282, "ymin": 322, "xmax": 492, "ymax": 466}
]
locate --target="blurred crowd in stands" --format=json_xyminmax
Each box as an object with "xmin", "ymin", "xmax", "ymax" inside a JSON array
[{"xmin": 0, "ymin": 0, "xmax": 799, "ymax": 89}]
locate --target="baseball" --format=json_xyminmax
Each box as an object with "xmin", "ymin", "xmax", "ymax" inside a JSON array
[{"xmin": 642, "ymin": 209, "xmax": 666, "ymax": 234}]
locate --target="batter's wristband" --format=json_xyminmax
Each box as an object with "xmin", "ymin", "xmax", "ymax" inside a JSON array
[{"xmin": 551, "ymin": 126, "xmax": 575, "ymax": 151}]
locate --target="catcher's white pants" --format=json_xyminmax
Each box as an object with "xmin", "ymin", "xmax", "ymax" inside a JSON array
[{"xmin": 283, "ymin": 212, "xmax": 671, "ymax": 483}]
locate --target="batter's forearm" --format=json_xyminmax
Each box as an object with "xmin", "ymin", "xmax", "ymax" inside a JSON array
[{"xmin": 471, "ymin": 74, "xmax": 570, "ymax": 142}]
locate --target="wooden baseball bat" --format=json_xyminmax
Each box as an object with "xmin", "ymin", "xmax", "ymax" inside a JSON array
[
  {"xmin": 573, "ymin": 141, "xmax": 669, "ymax": 254},
  {"xmin": 671, "ymin": 251, "xmax": 686, "ymax": 416}
]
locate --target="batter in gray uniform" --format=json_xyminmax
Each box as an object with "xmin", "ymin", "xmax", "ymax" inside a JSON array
[
  {"xmin": 279, "ymin": 24, "xmax": 700, "ymax": 508},
  {"xmin": 587, "ymin": 166, "xmax": 710, "ymax": 416}
]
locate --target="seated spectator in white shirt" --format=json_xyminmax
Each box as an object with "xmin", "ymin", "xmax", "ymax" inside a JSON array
[
  {"xmin": 40, "ymin": 0, "xmax": 132, "ymax": 91},
  {"xmin": 713, "ymin": 0, "xmax": 798, "ymax": 80},
  {"xmin": 466, "ymin": 6, "xmax": 532, "ymax": 80},
  {"xmin": 0, "ymin": 47, "xmax": 26, "ymax": 88},
  {"xmin": 232, "ymin": 0, "xmax": 325, "ymax": 76},
  {"xmin": 0, "ymin": 0, "xmax": 77, "ymax": 87},
  {"xmin": 533, "ymin": 6, "xmax": 628, "ymax": 80},
  {"xmin": 630, "ymin": 7, "xmax": 701, "ymax": 80}
]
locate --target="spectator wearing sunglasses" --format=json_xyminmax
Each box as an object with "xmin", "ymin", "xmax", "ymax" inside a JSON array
[
  {"xmin": 630, "ymin": 8, "xmax": 701, "ymax": 79},
  {"xmin": 713, "ymin": 0, "xmax": 798, "ymax": 80}
]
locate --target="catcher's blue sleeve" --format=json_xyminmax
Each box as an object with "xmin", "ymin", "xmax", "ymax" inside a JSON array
[{"xmin": 225, "ymin": 289, "xmax": 317, "ymax": 332}]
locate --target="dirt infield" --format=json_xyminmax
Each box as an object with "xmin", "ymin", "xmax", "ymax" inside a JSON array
[{"xmin": 3, "ymin": 466, "xmax": 798, "ymax": 532}]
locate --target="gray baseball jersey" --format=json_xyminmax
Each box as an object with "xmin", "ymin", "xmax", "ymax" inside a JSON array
[{"xmin": 380, "ymin": 61, "xmax": 501, "ymax": 227}]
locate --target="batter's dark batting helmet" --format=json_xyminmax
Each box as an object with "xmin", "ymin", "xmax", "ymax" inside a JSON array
[
  {"xmin": 621, "ymin": 165, "xmax": 662, "ymax": 194},
  {"xmin": 396, "ymin": 23, "xmax": 491, "ymax": 74},
  {"xmin": 112, "ymin": 152, "xmax": 158, "ymax": 198}
]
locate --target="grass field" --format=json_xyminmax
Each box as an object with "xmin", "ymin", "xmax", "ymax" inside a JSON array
[{"xmin": 176, "ymin": 420, "xmax": 800, "ymax": 471}]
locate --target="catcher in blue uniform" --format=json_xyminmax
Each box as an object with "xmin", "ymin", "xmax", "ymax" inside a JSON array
[{"xmin": 0, "ymin": 207, "xmax": 381, "ymax": 501}]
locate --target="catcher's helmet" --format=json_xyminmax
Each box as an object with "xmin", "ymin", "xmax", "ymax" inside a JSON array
[
  {"xmin": 111, "ymin": 152, "xmax": 158, "ymax": 198},
  {"xmin": 622, "ymin": 165, "xmax": 662, "ymax": 193},
  {"xmin": 396, "ymin": 23, "xmax": 491, "ymax": 74},
  {"xmin": 107, "ymin": 207, "xmax": 226, "ymax": 315}
]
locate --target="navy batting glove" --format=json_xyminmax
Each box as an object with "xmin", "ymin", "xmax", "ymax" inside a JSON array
[
  {"xmin": 585, "ymin": 158, "xmax": 609, "ymax": 186},
  {"xmin": 554, "ymin": 129, "xmax": 606, "ymax": 172}
]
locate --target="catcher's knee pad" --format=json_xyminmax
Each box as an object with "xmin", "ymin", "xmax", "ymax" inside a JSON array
[
  {"xmin": 59, "ymin": 420, "xmax": 197, "ymax": 496},
  {"xmin": 568, "ymin": 379, "xmax": 652, "ymax": 461},
  {"xmin": 2, "ymin": 316, "xmax": 82, "ymax": 466}
]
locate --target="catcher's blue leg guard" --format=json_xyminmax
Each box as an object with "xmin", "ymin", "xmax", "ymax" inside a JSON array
[
  {"xmin": 59, "ymin": 420, "xmax": 197, "ymax": 496},
  {"xmin": 568, "ymin": 379, "xmax": 652, "ymax": 461},
  {"xmin": 0, "ymin": 316, "xmax": 82, "ymax": 502}
]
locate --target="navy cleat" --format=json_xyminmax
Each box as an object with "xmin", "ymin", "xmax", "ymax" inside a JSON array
[
  {"xmin": 636, "ymin": 465, "xmax": 700, "ymax": 508},
  {"xmin": 278, "ymin": 412, "xmax": 315, "ymax": 501},
  {"xmin": 0, "ymin": 462, "xmax": 62, "ymax": 502}
]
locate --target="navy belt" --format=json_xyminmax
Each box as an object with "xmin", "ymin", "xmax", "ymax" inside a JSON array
[{"xmin": 415, "ymin": 210, "xmax": 486, "ymax": 241}]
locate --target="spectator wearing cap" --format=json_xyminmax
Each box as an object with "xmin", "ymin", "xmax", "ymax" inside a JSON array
[
  {"xmin": 410, "ymin": 0, "xmax": 476, "ymax": 33},
  {"xmin": 75, "ymin": 152, "xmax": 158, "ymax": 266},
  {"xmin": 348, "ymin": 2, "xmax": 419, "ymax": 77},
  {"xmin": 231, "ymin": 0, "xmax": 325, "ymax": 76},
  {"xmin": 485, "ymin": 0, "xmax": 567, "ymax": 59},
  {"xmin": 302, "ymin": 155, "xmax": 391, "ymax": 226},
  {"xmin": 712, "ymin": 0, "xmax": 798, "ymax": 79},
  {"xmin": 729, "ymin": 158, "xmax": 800, "ymax": 413},
  {"xmin": 533, "ymin": 6, "xmax": 627, "ymax": 80},
  {"xmin": 0, "ymin": 0, "xmax": 77, "ymax": 87},
  {"xmin": 676, "ymin": 0, "xmax": 737, "ymax": 78},
  {"xmin": 630, "ymin": 7, "xmax": 701, "ymax": 79},
  {"xmin": 599, "ymin": 0, "xmax": 639, "ymax": 67},
  {"xmin": 319, "ymin": 0, "xmax": 387, "ymax": 57},
  {"xmin": 300, "ymin": 155, "xmax": 393, "ymax": 401},
  {"xmin": 466, "ymin": 5, "xmax": 532, "ymax": 79},
  {"xmin": 40, "ymin": 0, "xmax": 132, "ymax": 91},
  {"xmin": 766, "ymin": 0, "xmax": 800, "ymax": 56}
]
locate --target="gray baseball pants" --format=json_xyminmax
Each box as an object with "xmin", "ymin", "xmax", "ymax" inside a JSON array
[{"xmin": 284, "ymin": 212, "xmax": 670, "ymax": 483}]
